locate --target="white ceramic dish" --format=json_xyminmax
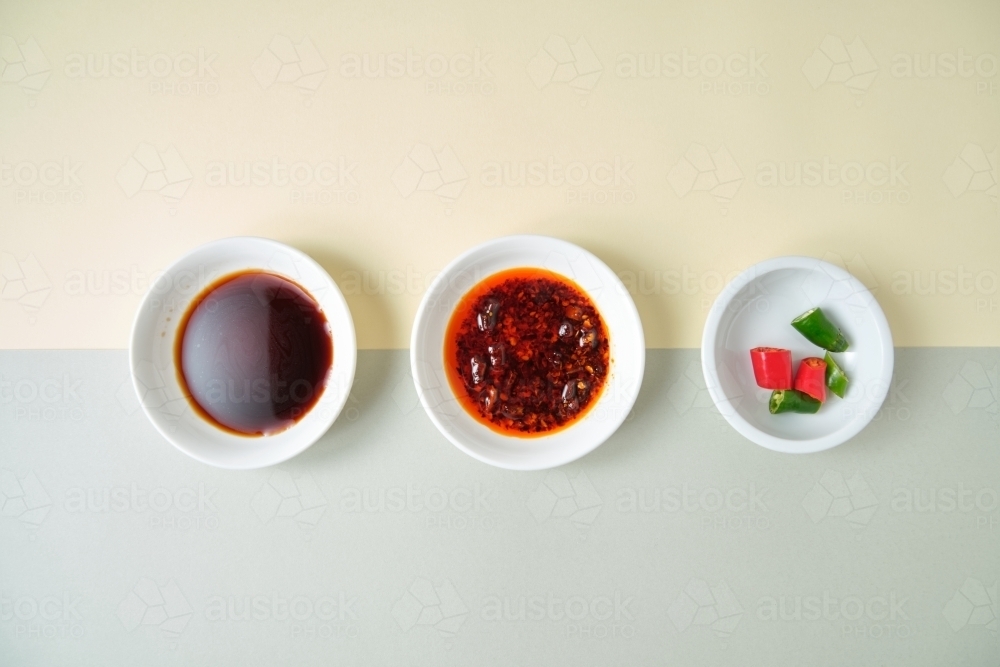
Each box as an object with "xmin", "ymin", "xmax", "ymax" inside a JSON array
[
  {"xmin": 129, "ymin": 237, "xmax": 356, "ymax": 469},
  {"xmin": 410, "ymin": 235, "xmax": 645, "ymax": 470},
  {"xmin": 701, "ymin": 256, "xmax": 893, "ymax": 454}
]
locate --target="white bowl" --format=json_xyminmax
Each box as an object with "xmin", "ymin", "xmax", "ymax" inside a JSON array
[
  {"xmin": 410, "ymin": 235, "xmax": 645, "ymax": 470},
  {"xmin": 129, "ymin": 237, "xmax": 356, "ymax": 469},
  {"xmin": 701, "ymin": 256, "xmax": 893, "ymax": 454}
]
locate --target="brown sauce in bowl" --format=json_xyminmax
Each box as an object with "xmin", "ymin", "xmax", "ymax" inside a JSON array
[{"xmin": 175, "ymin": 270, "xmax": 333, "ymax": 436}]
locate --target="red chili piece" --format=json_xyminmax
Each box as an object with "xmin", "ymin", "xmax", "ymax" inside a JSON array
[
  {"xmin": 794, "ymin": 357, "xmax": 827, "ymax": 402},
  {"xmin": 749, "ymin": 347, "xmax": 793, "ymax": 390}
]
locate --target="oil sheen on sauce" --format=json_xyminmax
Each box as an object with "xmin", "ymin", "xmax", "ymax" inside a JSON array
[
  {"xmin": 444, "ymin": 268, "xmax": 610, "ymax": 437},
  {"xmin": 175, "ymin": 271, "xmax": 333, "ymax": 436}
]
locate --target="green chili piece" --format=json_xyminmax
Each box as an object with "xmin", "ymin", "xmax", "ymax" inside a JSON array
[
  {"xmin": 791, "ymin": 307, "xmax": 849, "ymax": 352},
  {"xmin": 824, "ymin": 352, "xmax": 848, "ymax": 398},
  {"xmin": 769, "ymin": 389, "xmax": 822, "ymax": 414}
]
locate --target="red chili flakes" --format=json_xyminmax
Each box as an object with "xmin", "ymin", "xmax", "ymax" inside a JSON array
[{"xmin": 444, "ymin": 267, "xmax": 610, "ymax": 436}]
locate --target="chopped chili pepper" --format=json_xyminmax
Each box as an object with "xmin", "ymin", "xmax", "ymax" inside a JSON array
[
  {"xmin": 791, "ymin": 307, "xmax": 849, "ymax": 352},
  {"xmin": 444, "ymin": 268, "xmax": 610, "ymax": 436},
  {"xmin": 750, "ymin": 347, "xmax": 793, "ymax": 390},
  {"xmin": 824, "ymin": 352, "xmax": 848, "ymax": 398},
  {"xmin": 794, "ymin": 357, "xmax": 827, "ymax": 402},
  {"xmin": 769, "ymin": 389, "xmax": 822, "ymax": 414}
]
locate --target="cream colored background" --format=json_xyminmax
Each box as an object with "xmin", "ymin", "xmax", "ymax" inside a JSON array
[{"xmin": 0, "ymin": 0, "xmax": 998, "ymax": 350}]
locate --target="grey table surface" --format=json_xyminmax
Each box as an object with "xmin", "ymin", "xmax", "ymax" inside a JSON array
[{"xmin": 1, "ymin": 348, "xmax": 998, "ymax": 666}]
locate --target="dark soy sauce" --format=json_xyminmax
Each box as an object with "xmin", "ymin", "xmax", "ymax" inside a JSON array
[{"xmin": 175, "ymin": 271, "xmax": 333, "ymax": 436}]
